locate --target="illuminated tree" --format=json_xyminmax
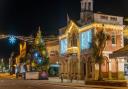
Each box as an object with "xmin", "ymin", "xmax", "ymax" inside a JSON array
[
  {"xmin": 32, "ymin": 27, "xmax": 49, "ymax": 71},
  {"xmin": 92, "ymin": 26, "xmax": 110, "ymax": 81}
]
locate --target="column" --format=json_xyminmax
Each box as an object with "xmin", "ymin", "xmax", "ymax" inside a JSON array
[
  {"xmin": 117, "ymin": 58, "xmax": 125, "ymax": 80},
  {"xmin": 66, "ymin": 61, "xmax": 69, "ymax": 78},
  {"xmin": 108, "ymin": 59, "xmax": 112, "ymax": 80},
  {"xmin": 60, "ymin": 61, "xmax": 63, "ymax": 74},
  {"xmin": 77, "ymin": 53, "xmax": 81, "ymax": 80},
  {"xmin": 94, "ymin": 63, "xmax": 99, "ymax": 80},
  {"xmin": 92, "ymin": 62, "xmax": 95, "ymax": 80},
  {"xmin": 85, "ymin": 62, "xmax": 88, "ymax": 80}
]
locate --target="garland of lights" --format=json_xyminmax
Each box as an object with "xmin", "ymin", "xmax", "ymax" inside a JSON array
[
  {"xmin": 9, "ymin": 35, "xmax": 17, "ymax": 44},
  {"xmin": 0, "ymin": 34, "xmax": 34, "ymax": 44}
]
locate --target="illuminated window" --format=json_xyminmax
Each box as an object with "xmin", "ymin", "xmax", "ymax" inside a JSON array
[
  {"xmin": 110, "ymin": 17, "xmax": 117, "ymax": 21},
  {"xmin": 60, "ymin": 39, "xmax": 68, "ymax": 55},
  {"xmin": 71, "ymin": 33, "xmax": 77, "ymax": 47},
  {"xmin": 111, "ymin": 32, "xmax": 116, "ymax": 44},
  {"xmin": 100, "ymin": 15, "xmax": 108, "ymax": 20},
  {"xmin": 80, "ymin": 29, "xmax": 92, "ymax": 50}
]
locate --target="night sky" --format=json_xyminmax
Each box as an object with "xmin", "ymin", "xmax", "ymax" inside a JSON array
[{"xmin": 0, "ymin": 0, "xmax": 127, "ymax": 58}]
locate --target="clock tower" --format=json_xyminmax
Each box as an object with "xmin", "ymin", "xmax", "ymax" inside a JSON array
[{"xmin": 80, "ymin": 0, "xmax": 94, "ymax": 25}]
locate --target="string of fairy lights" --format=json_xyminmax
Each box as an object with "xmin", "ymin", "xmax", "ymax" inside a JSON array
[
  {"xmin": 0, "ymin": 34, "xmax": 58, "ymax": 45},
  {"xmin": 0, "ymin": 35, "xmax": 34, "ymax": 44}
]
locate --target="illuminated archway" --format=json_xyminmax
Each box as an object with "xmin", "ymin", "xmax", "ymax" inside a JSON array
[
  {"xmin": 101, "ymin": 56, "xmax": 109, "ymax": 78},
  {"xmin": 111, "ymin": 59, "xmax": 118, "ymax": 79}
]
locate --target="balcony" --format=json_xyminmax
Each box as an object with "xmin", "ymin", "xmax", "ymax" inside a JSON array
[{"xmin": 67, "ymin": 47, "xmax": 78, "ymax": 54}]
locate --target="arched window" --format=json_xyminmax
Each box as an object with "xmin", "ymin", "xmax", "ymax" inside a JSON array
[
  {"xmin": 101, "ymin": 57, "xmax": 109, "ymax": 73},
  {"xmin": 88, "ymin": 2, "xmax": 91, "ymax": 11},
  {"xmin": 71, "ymin": 32, "xmax": 77, "ymax": 47},
  {"xmin": 84, "ymin": 3, "xmax": 86, "ymax": 11},
  {"xmin": 112, "ymin": 32, "xmax": 116, "ymax": 45}
]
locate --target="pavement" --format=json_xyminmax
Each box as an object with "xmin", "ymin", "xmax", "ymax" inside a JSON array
[
  {"xmin": 0, "ymin": 80, "xmax": 128, "ymax": 89},
  {"xmin": 0, "ymin": 73, "xmax": 128, "ymax": 89},
  {"xmin": 48, "ymin": 77, "xmax": 128, "ymax": 89}
]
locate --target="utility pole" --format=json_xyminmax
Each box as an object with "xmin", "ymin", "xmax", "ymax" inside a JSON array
[
  {"xmin": 1, "ymin": 58, "xmax": 4, "ymax": 72},
  {"xmin": 9, "ymin": 52, "xmax": 14, "ymax": 74}
]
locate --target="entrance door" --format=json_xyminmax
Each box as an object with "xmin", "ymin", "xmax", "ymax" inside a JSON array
[
  {"xmin": 83, "ymin": 63, "xmax": 86, "ymax": 78},
  {"xmin": 101, "ymin": 57, "xmax": 109, "ymax": 78},
  {"xmin": 87, "ymin": 58, "xmax": 92, "ymax": 78}
]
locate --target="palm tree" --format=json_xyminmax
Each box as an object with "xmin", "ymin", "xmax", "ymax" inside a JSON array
[{"xmin": 92, "ymin": 26, "xmax": 110, "ymax": 81}]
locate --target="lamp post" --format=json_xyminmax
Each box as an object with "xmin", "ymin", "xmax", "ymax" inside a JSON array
[{"xmin": 9, "ymin": 52, "xmax": 14, "ymax": 70}]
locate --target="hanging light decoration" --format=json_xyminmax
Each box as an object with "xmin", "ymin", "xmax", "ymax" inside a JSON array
[{"xmin": 9, "ymin": 35, "xmax": 16, "ymax": 44}]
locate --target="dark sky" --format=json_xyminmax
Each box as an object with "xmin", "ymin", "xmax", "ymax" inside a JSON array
[{"xmin": 0, "ymin": 0, "xmax": 127, "ymax": 58}]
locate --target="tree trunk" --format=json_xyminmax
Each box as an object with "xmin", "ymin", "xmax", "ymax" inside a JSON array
[
  {"xmin": 30, "ymin": 60, "xmax": 32, "ymax": 71},
  {"xmin": 98, "ymin": 62, "xmax": 103, "ymax": 81}
]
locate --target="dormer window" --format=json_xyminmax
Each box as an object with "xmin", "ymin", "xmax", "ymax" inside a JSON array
[
  {"xmin": 71, "ymin": 32, "xmax": 77, "ymax": 47},
  {"xmin": 100, "ymin": 15, "xmax": 108, "ymax": 20},
  {"xmin": 110, "ymin": 17, "xmax": 117, "ymax": 21}
]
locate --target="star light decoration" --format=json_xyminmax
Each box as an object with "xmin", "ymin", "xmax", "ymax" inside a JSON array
[{"xmin": 9, "ymin": 35, "xmax": 16, "ymax": 44}]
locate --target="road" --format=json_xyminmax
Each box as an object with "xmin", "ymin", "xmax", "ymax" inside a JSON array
[
  {"xmin": 0, "ymin": 74, "xmax": 127, "ymax": 89},
  {"xmin": 0, "ymin": 80, "xmax": 102, "ymax": 89}
]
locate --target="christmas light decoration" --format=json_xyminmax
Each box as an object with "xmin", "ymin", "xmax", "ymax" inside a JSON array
[{"xmin": 9, "ymin": 35, "xmax": 16, "ymax": 44}]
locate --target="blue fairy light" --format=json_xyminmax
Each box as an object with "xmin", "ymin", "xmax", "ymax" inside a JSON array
[
  {"xmin": 38, "ymin": 58, "xmax": 42, "ymax": 64},
  {"xmin": 34, "ymin": 52, "xmax": 39, "ymax": 58}
]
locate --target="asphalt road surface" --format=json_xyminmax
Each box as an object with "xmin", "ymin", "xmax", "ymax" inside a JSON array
[{"xmin": 0, "ymin": 80, "xmax": 101, "ymax": 89}]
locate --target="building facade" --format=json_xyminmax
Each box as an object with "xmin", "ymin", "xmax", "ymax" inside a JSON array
[
  {"xmin": 45, "ymin": 37, "xmax": 60, "ymax": 76},
  {"xmin": 59, "ymin": 0, "xmax": 125, "ymax": 80}
]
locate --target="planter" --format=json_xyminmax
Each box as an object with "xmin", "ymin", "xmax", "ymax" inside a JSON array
[
  {"xmin": 26, "ymin": 72, "xmax": 39, "ymax": 80},
  {"xmin": 39, "ymin": 71, "xmax": 48, "ymax": 80}
]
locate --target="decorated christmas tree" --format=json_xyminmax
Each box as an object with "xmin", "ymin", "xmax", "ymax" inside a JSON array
[{"xmin": 31, "ymin": 27, "xmax": 49, "ymax": 72}]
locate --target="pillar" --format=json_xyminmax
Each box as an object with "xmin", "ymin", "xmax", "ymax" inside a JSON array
[
  {"xmin": 117, "ymin": 58, "xmax": 125, "ymax": 80},
  {"xmin": 92, "ymin": 62, "xmax": 95, "ymax": 80},
  {"xmin": 67, "ymin": 60, "xmax": 69, "ymax": 78},
  {"xmin": 77, "ymin": 60, "xmax": 81, "ymax": 80},
  {"xmin": 108, "ymin": 59, "xmax": 112, "ymax": 80},
  {"xmin": 85, "ymin": 62, "xmax": 88, "ymax": 80},
  {"xmin": 60, "ymin": 62, "xmax": 63, "ymax": 74},
  {"xmin": 94, "ymin": 64, "xmax": 99, "ymax": 80}
]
